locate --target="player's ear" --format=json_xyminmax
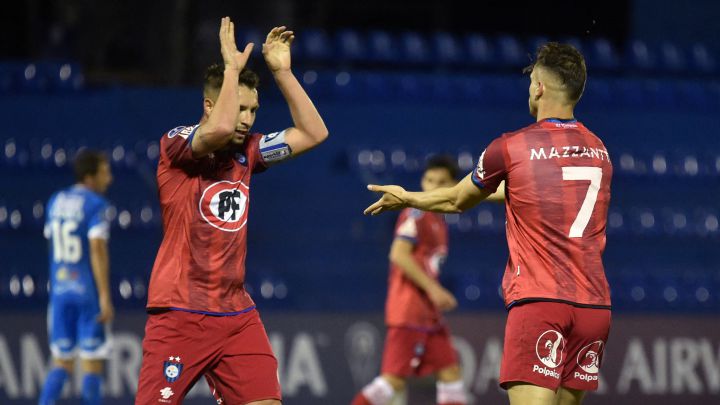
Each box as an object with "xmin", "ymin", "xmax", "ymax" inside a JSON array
[
  {"xmin": 203, "ymin": 97, "xmax": 215, "ymax": 116},
  {"xmin": 535, "ymin": 81, "xmax": 544, "ymax": 100}
]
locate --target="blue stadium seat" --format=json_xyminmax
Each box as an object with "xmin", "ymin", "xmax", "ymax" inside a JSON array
[
  {"xmin": 494, "ymin": 35, "xmax": 527, "ymax": 67},
  {"xmin": 626, "ymin": 39, "xmax": 658, "ymax": 71},
  {"xmin": 336, "ymin": 29, "xmax": 367, "ymax": 62},
  {"xmin": 464, "ymin": 33, "xmax": 494, "ymax": 67},
  {"xmin": 689, "ymin": 43, "xmax": 717, "ymax": 74},
  {"xmin": 367, "ymin": 30, "xmax": 399, "ymax": 63},
  {"xmin": 299, "ymin": 29, "xmax": 332, "ymax": 62},
  {"xmin": 399, "ymin": 31, "xmax": 430, "ymax": 64},
  {"xmin": 586, "ymin": 38, "xmax": 620, "ymax": 71},
  {"xmin": 658, "ymin": 42, "xmax": 687, "ymax": 73},
  {"xmin": 432, "ymin": 32, "xmax": 463, "ymax": 65}
]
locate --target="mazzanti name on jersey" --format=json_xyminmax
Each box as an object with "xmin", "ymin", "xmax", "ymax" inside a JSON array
[{"xmin": 529, "ymin": 146, "xmax": 610, "ymax": 161}]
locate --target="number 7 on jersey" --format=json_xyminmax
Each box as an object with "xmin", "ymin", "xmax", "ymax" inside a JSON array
[{"xmin": 562, "ymin": 167, "xmax": 603, "ymax": 238}]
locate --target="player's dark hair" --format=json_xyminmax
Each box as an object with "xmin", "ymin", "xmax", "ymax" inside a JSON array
[
  {"xmin": 425, "ymin": 155, "xmax": 459, "ymax": 180},
  {"xmin": 524, "ymin": 42, "xmax": 587, "ymax": 103},
  {"xmin": 203, "ymin": 64, "xmax": 259, "ymax": 97},
  {"xmin": 74, "ymin": 149, "xmax": 107, "ymax": 182}
]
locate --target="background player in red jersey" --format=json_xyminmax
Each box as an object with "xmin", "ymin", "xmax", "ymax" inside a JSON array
[
  {"xmin": 135, "ymin": 17, "xmax": 328, "ymax": 405},
  {"xmin": 364, "ymin": 43, "xmax": 612, "ymax": 405},
  {"xmin": 351, "ymin": 156, "xmax": 468, "ymax": 405}
]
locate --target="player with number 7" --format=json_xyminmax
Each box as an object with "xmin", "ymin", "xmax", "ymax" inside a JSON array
[{"xmin": 364, "ymin": 43, "xmax": 612, "ymax": 405}]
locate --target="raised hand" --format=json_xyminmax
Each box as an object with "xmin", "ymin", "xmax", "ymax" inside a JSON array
[
  {"xmin": 263, "ymin": 26, "xmax": 294, "ymax": 73},
  {"xmin": 219, "ymin": 16, "xmax": 254, "ymax": 72},
  {"xmin": 364, "ymin": 185, "xmax": 408, "ymax": 215}
]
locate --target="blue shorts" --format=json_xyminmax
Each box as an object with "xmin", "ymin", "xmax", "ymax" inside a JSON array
[{"xmin": 48, "ymin": 294, "xmax": 110, "ymax": 359}]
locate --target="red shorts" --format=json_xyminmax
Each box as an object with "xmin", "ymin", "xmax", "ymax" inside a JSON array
[
  {"xmin": 381, "ymin": 325, "xmax": 459, "ymax": 377},
  {"xmin": 135, "ymin": 308, "xmax": 280, "ymax": 405},
  {"xmin": 499, "ymin": 301, "xmax": 611, "ymax": 392}
]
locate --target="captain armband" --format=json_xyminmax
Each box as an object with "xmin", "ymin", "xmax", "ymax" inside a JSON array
[{"xmin": 259, "ymin": 130, "xmax": 292, "ymax": 165}]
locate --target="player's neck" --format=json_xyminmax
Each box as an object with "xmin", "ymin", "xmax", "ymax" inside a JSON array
[
  {"xmin": 535, "ymin": 103, "xmax": 575, "ymax": 122},
  {"xmin": 78, "ymin": 181, "xmax": 101, "ymax": 194}
]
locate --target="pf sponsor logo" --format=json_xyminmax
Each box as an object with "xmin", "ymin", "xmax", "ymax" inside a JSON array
[
  {"xmin": 535, "ymin": 330, "xmax": 565, "ymax": 368},
  {"xmin": 199, "ymin": 181, "xmax": 249, "ymax": 232}
]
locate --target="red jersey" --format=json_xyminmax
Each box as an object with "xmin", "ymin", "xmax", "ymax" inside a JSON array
[
  {"xmin": 471, "ymin": 118, "xmax": 612, "ymax": 308},
  {"xmin": 146, "ymin": 125, "xmax": 268, "ymax": 314},
  {"xmin": 385, "ymin": 208, "xmax": 449, "ymax": 328}
]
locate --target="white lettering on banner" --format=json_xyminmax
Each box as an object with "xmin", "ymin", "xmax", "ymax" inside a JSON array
[
  {"xmin": 0, "ymin": 336, "xmax": 20, "ymax": 398},
  {"xmin": 616, "ymin": 338, "xmax": 720, "ymax": 395},
  {"xmin": 20, "ymin": 335, "xmax": 47, "ymax": 398},
  {"xmin": 671, "ymin": 338, "xmax": 703, "ymax": 394},
  {"xmin": 618, "ymin": 338, "xmax": 659, "ymax": 394},
  {"xmin": 472, "ymin": 337, "xmax": 503, "ymax": 394},
  {"xmin": 278, "ymin": 333, "xmax": 327, "ymax": 396},
  {"xmin": 699, "ymin": 339, "xmax": 720, "ymax": 393},
  {"xmin": 107, "ymin": 333, "xmax": 143, "ymax": 397},
  {"xmin": 450, "ymin": 337, "xmax": 476, "ymax": 389},
  {"xmin": 654, "ymin": 338, "xmax": 668, "ymax": 393}
]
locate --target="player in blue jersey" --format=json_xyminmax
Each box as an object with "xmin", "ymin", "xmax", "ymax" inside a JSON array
[{"xmin": 39, "ymin": 149, "xmax": 114, "ymax": 405}]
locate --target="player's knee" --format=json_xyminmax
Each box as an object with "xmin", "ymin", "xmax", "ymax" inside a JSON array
[
  {"xmin": 81, "ymin": 358, "xmax": 104, "ymax": 374},
  {"xmin": 436, "ymin": 378, "xmax": 467, "ymax": 405},
  {"xmin": 362, "ymin": 376, "xmax": 401, "ymax": 405},
  {"xmin": 54, "ymin": 358, "xmax": 74, "ymax": 373},
  {"xmin": 437, "ymin": 364, "xmax": 462, "ymax": 382}
]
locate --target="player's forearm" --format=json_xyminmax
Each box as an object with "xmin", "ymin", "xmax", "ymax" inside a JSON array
[
  {"xmin": 404, "ymin": 186, "xmax": 462, "ymax": 213},
  {"xmin": 90, "ymin": 243, "xmax": 111, "ymax": 301},
  {"xmin": 390, "ymin": 251, "xmax": 440, "ymax": 293},
  {"xmin": 273, "ymin": 70, "xmax": 329, "ymax": 143},
  {"xmin": 202, "ymin": 69, "xmax": 241, "ymax": 147}
]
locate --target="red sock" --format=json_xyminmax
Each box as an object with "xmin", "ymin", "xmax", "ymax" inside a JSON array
[{"xmin": 351, "ymin": 392, "xmax": 373, "ymax": 405}]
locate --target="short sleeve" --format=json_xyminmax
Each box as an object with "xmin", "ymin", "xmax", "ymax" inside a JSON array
[
  {"xmin": 394, "ymin": 209, "xmax": 423, "ymax": 244},
  {"xmin": 161, "ymin": 125, "xmax": 200, "ymax": 169},
  {"xmin": 87, "ymin": 201, "xmax": 110, "ymax": 240},
  {"xmin": 471, "ymin": 136, "xmax": 508, "ymax": 193}
]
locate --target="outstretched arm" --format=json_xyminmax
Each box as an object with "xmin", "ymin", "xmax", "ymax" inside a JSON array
[
  {"xmin": 192, "ymin": 17, "xmax": 254, "ymax": 158},
  {"xmin": 364, "ymin": 173, "xmax": 493, "ymax": 215},
  {"xmin": 263, "ymin": 27, "xmax": 329, "ymax": 157}
]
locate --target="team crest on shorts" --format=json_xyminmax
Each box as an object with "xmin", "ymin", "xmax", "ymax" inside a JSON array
[
  {"xmin": 199, "ymin": 180, "xmax": 250, "ymax": 232},
  {"xmin": 163, "ymin": 356, "xmax": 183, "ymax": 383}
]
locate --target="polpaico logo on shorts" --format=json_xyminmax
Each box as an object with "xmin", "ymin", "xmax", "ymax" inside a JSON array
[
  {"xmin": 577, "ymin": 340, "xmax": 604, "ymax": 373},
  {"xmin": 536, "ymin": 330, "xmax": 565, "ymax": 368},
  {"xmin": 532, "ymin": 330, "xmax": 566, "ymax": 379},
  {"xmin": 199, "ymin": 180, "xmax": 250, "ymax": 232},
  {"xmin": 573, "ymin": 340, "xmax": 604, "ymax": 382}
]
